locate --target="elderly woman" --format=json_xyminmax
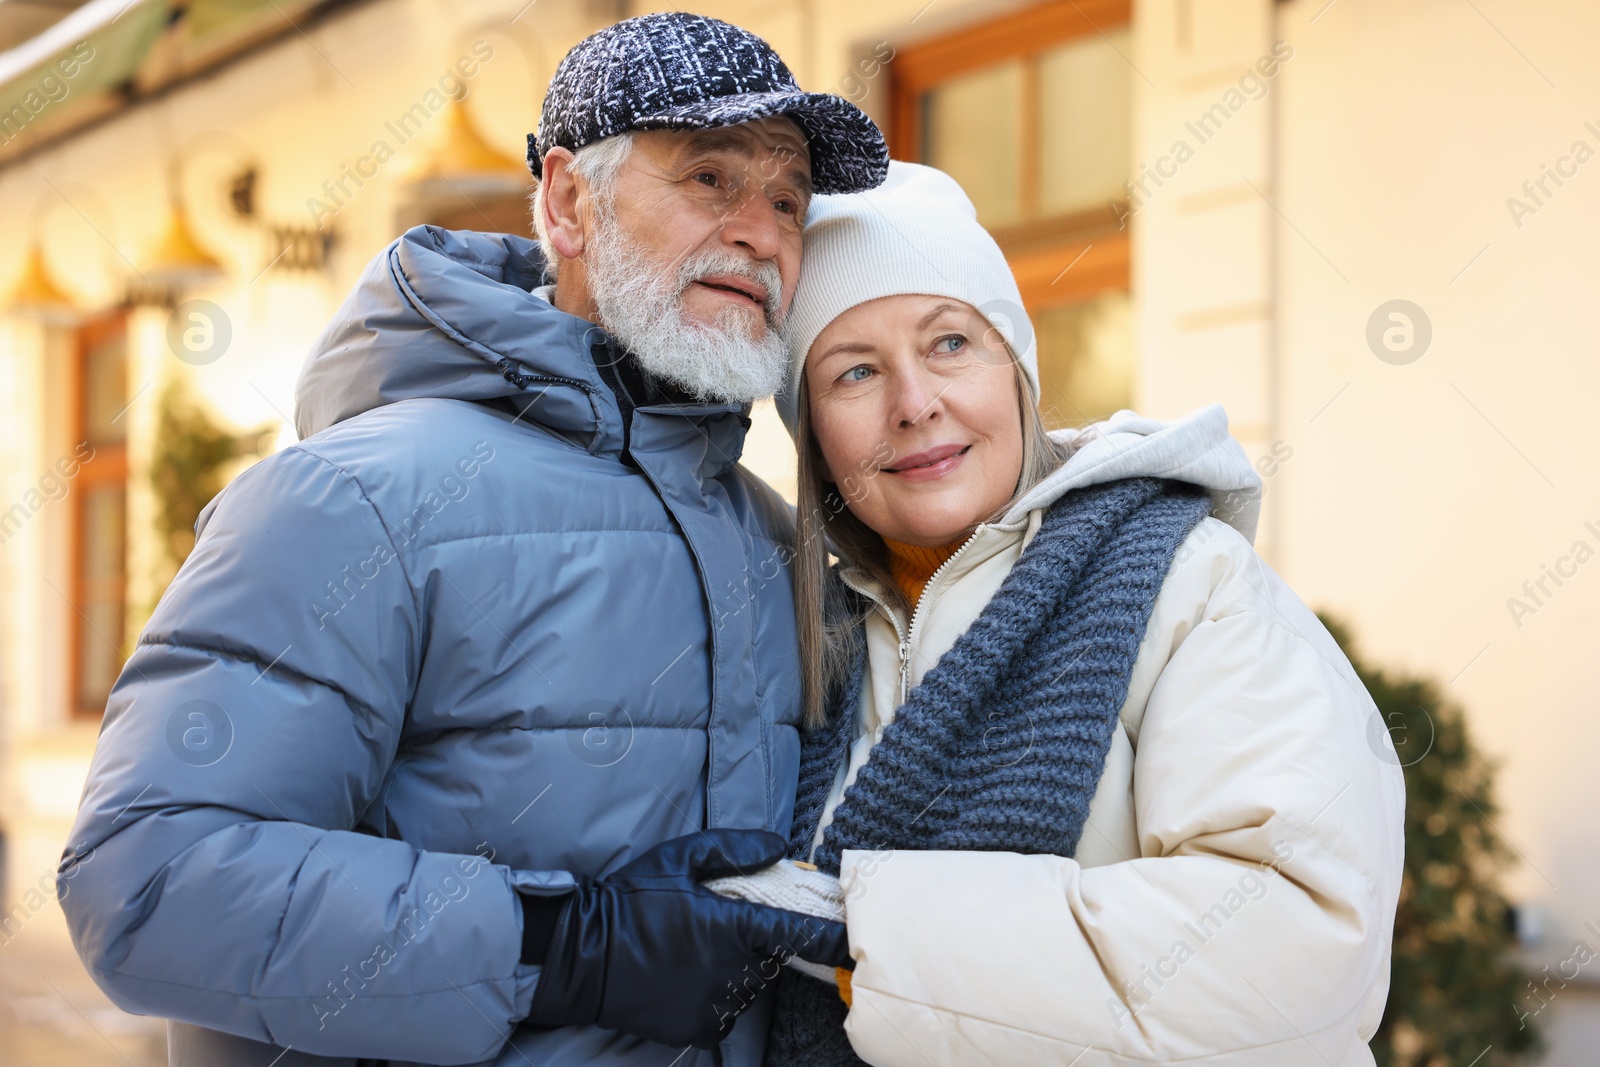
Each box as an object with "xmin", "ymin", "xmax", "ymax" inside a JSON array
[{"xmin": 746, "ymin": 163, "xmax": 1406, "ymax": 1066}]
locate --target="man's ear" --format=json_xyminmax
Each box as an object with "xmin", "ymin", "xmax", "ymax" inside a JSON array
[{"xmin": 539, "ymin": 147, "xmax": 587, "ymax": 261}]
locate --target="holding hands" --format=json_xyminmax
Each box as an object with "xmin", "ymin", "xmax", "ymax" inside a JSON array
[{"xmin": 523, "ymin": 828, "xmax": 850, "ymax": 1049}]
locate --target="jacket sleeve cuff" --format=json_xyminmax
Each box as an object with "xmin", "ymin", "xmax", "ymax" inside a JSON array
[
  {"xmin": 518, "ymin": 891, "xmax": 571, "ymax": 965},
  {"xmin": 509, "ymin": 869, "xmax": 580, "ymax": 974}
]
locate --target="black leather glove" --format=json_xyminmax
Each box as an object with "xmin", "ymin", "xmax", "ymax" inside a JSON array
[{"xmin": 521, "ymin": 828, "xmax": 850, "ymax": 1049}]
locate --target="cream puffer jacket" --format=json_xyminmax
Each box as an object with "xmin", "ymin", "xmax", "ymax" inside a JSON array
[{"xmin": 808, "ymin": 406, "xmax": 1406, "ymax": 1067}]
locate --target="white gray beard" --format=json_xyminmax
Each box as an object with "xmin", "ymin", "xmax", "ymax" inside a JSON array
[{"xmin": 585, "ymin": 213, "xmax": 788, "ymax": 405}]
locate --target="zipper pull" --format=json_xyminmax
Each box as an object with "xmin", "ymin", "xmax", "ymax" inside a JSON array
[{"xmin": 898, "ymin": 639, "xmax": 910, "ymax": 704}]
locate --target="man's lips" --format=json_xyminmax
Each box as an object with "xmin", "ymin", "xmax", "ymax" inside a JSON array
[
  {"xmin": 693, "ymin": 274, "xmax": 767, "ymax": 307},
  {"xmin": 883, "ymin": 444, "xmax": 971, "ymax": 474}
]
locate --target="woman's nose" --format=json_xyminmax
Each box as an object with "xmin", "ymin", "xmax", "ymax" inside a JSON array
[{"xmin": 891, "ymin": 366, "xmax": 944, "ymax": 428}]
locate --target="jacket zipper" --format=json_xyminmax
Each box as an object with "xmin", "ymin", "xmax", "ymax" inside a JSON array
[
  {"xmin": 897, "ymin": 533, "xmax": 984, "ymax": 703},
  {"xmin": 494, "ymin": 356, "xmax": 595, "ymax": 396},
  {"xmin": 844, "ymin": 528, "xmax": 988, "ymax": 706}
]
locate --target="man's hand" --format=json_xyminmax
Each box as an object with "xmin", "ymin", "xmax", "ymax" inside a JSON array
[{"xmin": 523, "ymin": 828, "xmax": 850, "ymax": 1049}]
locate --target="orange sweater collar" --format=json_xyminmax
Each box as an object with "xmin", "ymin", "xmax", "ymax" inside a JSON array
[{"xmin": 883, "ymin": 536, "xmax": 967, "ymax": 608}]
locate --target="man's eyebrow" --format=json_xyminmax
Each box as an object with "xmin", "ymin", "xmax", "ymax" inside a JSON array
[
  {"xmin": 918, "ymin": 303, "xmax": 965, "ymax": 330},
  {"xmin": 682, "ymin": 129, "xmax": 750, "ymax": 157},
  {"xmin": 680, "ymin": 130, "xmax": 814, "ymax": 195}
]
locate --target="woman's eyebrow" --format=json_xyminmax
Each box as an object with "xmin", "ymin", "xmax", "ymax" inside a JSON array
[
  {"xmin": 918, "ymin": 303, "xmax": 965, "ymax": 330},
  {"xmin": 816, "ymin": 340, "xmax": 876, "ymax": 363}
]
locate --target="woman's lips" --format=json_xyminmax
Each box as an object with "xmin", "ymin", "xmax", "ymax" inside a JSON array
[{"xmin": 884, "ymin": 444, "xmax": 971, "ymax": 482}]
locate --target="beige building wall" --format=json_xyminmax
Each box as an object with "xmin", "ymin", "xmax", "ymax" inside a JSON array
[
  {"xmin": 1134, "ymin": 0, "xmax": 1600, "ymax": 1052},
  {"xmin": 1272, "ymin": 0, "xmax": 1600, "ymax": 1044}
]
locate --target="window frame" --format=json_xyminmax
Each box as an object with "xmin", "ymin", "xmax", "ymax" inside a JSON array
[
  {"xmin": 888, "ymin": 0, "xmax": 1132, "ymax": 313},
  {"xmin": 70, "ymin": 309, "xmax": 129, "ymax": 719}
]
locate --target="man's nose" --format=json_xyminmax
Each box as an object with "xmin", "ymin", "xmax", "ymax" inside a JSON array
[{"xmin": 716, "ymin": 188, "xmax": 783, "ymax": 262}]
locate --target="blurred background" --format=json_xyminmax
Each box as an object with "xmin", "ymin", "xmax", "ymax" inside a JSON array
[{"xmin": 0, "ymin": 0, "xmax": 1596, "ymax": 1063}]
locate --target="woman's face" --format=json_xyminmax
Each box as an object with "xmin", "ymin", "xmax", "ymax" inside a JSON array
[{"xmin": 805, "ymin": 294, "xmax": 1025, "ymax": 547}]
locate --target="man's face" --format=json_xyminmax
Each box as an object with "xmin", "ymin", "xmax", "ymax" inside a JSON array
[{"xmin": 606, "ymin": 117, "xmax": 812, "ymax": 337}]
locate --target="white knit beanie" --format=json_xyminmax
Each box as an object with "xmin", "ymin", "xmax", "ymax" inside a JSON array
[{"xmin": 775, "ymin": 160, "xmax": 1038, "ymax": 438}]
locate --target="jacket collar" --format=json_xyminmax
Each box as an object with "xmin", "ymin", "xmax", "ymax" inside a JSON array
[{"xmin": 296, "ymin": 224, "xmax": 750, "ymax": 479}]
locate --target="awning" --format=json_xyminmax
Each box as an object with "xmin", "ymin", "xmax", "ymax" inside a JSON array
[{"xmin": 0, "ymin": 0, "xmax": 333, "ymax": 169}]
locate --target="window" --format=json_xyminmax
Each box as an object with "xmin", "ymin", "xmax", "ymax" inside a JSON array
[
  {"xmin": 891, "ymin": 0, "xmax": 1135, "ymax": 427},
  {"xmin": 420, "ymin": 192, "xmax": 533, "ymax": 237},
  {"xmin": 72, "ymin": 311, "xmax": 128, "ymax": 716}
]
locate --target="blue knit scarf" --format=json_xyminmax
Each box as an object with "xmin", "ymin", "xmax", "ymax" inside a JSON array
[{"xmin": 762, "ymin": 477, "xmax": 1212, "ymax": 1066}]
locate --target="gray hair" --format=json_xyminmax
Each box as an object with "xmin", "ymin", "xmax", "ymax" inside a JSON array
[{"xmin": 530, "ymin": 132, "xmax": 636, "ymax": 280}]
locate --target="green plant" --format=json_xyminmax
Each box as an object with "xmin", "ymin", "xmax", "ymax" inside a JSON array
[
  {"xmin": 149, "ymin": 378, "xmax": 272, "ymax": 576},
  {"xmin": 1320, "ymin": 616, "xmax": 1541, "ymax": 1066}
]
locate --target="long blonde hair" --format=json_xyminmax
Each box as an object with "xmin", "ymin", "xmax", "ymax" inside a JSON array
[{"xmin": 792, "ymin": 353, "xmax": 1072, "ymax": 728}]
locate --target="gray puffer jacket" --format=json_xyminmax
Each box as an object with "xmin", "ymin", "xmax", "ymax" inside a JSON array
[{"xmin": 58, "ymin": 226, "xmax": 803, "ymax": 1066}]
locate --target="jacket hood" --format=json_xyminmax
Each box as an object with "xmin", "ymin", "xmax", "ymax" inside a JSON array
[
  {"xmin": 1005, "ymin": 405, "xmax": 1263, "ymax": 543},
  {"xmin": 294, "ymin": 226, "xmax": 620, "ymax": 448}
]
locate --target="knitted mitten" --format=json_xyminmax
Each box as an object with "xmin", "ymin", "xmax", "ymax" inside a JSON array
[{"xmin": 703, "ymin": 859, "xmax": 847, "ymax": 984}]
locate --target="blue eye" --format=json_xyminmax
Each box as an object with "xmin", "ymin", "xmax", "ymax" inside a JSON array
[
  {"xmin": 935, "ymin": 335, "xmax": 967, "ymax": 355},
  {"xmin": 840, "ymin": 365, "xmax": 872, "ymax": 382}
]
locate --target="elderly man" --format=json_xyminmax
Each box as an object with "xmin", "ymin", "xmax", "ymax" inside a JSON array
[{"xmin": 58, "ymin": 13, "xmax": 887, "ymax": 1067}]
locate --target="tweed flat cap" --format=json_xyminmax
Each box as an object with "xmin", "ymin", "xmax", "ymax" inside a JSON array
[{"xmin": 527, "ymin": 12, "xmax": 889, "ymax": 195}]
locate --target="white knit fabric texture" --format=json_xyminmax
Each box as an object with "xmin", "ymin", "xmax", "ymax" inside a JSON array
[
  {"xmin": 774, "ymin": 160, "xmax": 1039, "ymax": 437},
  {"xmin": 704, "ymin": 860, "xmax": 846, "ymax": 921},
  {"xmin": 705, "ymin": 860, "xmax": 847, "ymax": 983}
]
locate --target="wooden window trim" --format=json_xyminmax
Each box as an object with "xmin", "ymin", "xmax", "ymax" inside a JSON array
[
  {"xmin": 71, "ymin": 309, "xmax": 129, "ymax": 718},
  {"xmin": 1010, "ymin": 233, "xmax": 1129, "ymax": 312},
  {"xmin": 888, "ymin": 0, "xmax": 1132, "ymax": 161},
  {"xmin": 888, "ymin": 0, "xmax": 1138, "ymax": 429},
  {"xmin": 888, "ymin": 0, "xmax": 1133, "ymax": 308}
]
